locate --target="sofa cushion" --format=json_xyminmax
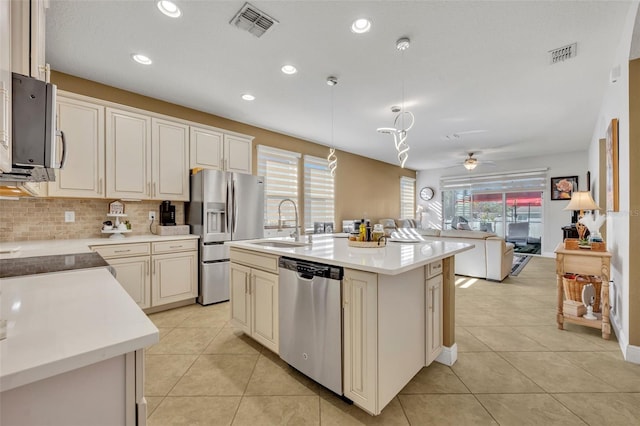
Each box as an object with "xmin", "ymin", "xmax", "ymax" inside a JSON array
[
  {"xmin": 379, "ymin": 218, "xmax": 397, "ymax": 229},
  {"xmin": 396, "ymin": 218, "xmax": 416, "ymax": 228},
  {"xmin": 440, "ymin": 229, "xmax": 497, "ymax": 239},
  {"xmin": 418, "ymin": 228, "xmax": 441, "ymax": 237}
]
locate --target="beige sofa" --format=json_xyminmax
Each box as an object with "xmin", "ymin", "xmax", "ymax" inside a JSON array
[{"xmin": 386, "ymin": 223, "xmax": 514, "ymax": 282}]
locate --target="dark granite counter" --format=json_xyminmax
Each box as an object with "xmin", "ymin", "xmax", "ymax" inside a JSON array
[{"xmin": 0, "ymin": 252, "xmax": 109, "ymax": 278}]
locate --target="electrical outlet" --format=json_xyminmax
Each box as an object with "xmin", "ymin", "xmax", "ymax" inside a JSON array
[
  {"xmin": 64, "ymin": 211, "xmax": 75, "ymax": 222},
  {"xmin": 149, "ymin": 211, "xmax": 156, "ymax": 221}
]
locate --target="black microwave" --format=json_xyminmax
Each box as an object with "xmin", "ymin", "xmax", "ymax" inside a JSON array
[{"xmin": 6, "ymin": 73, "xmax": 66, "ymax": 182}]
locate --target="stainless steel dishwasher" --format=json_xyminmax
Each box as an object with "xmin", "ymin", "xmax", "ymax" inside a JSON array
[{"xmin": 278, "ymin": 257, "xmax": 344, "ymax": 395}]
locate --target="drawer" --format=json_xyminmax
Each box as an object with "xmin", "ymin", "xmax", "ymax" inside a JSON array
[
  {"xmin": 230, "ymin": 248, "xmax": 279, "ymax": 273},
  {"xmin": 152, "ymin": 239, "xmax": 198, "ymax": 254},
  {"xmin": 427, "ymin": 260, "xmax": 443, "ymax": 279},
  {"xmin": 92, "ymin": 243, "xmax": 150, "ymax": 259}
]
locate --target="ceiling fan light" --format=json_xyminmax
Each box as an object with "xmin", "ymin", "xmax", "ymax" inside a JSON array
[{"xmin": 464, "ymin": 159, "xmax": 478, "ymax": 170}]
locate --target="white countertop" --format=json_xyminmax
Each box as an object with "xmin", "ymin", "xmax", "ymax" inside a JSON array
[
  {"xmin": 0, "ymin": 268, "xmax": 159, "ymax": 392},
  {"xmin": 0, "ymin": 234, "xmax": 200, "ymax": 260},
  {"xmin": 227, "ymin": 235, "xmax": 474, "ymax": 275}
]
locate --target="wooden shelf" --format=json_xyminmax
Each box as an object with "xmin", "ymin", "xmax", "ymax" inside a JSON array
[{"xmin": 555, "ymin": 242, "xmax": 611, "ymax": 339}]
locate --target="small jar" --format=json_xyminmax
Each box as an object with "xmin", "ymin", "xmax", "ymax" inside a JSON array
[
  {"xmin": 372, "ymin": 224, "xmax": 384, "ymax": 241},
  {"xmin": 349, "ymin": 232, "xmax": 358, "ymax": 242}
]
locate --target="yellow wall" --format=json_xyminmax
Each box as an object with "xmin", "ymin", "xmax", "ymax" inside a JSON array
[
  {"xmin": 51, "ymin": 71, "xmax": 416, "ymax": 229},
  {"xmin": 628, "ymin": 58, "xmax": 640, "ymax": 346}
]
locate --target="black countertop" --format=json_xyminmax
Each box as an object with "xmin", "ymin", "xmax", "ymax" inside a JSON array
[{"xmin": 0, "ymin": 252, "xmax": 109, "ymax": 278}]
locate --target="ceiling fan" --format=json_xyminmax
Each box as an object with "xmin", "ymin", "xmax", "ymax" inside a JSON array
[{"xmin": 462, "ymin": 152, "xmax": 495, "ymax": 171}]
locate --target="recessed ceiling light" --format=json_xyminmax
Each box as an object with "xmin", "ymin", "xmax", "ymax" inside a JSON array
[
  {"xmin": 131, "ymin": 54, "xmax": 152, "ymax": 65},
  {"xmin": 281, "ymin": 65, "xmax": 297, "ymax": 75},
  {"xmin": 351, "ymin": 18, "xmax": 371, "ymax": 34},
  {"xmin": 157, "ymin": 0, "xmax": 181, "ymax": 18},
  {"xmin": 242, "ymin": 94, "xmax": 255, "ymax": 101}
]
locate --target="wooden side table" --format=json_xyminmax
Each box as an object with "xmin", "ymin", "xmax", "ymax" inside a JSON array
[{"xmin": 555, "ymin": 242, "xmax": 612, "ymax": 339}]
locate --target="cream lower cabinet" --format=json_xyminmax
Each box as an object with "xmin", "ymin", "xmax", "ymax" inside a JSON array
[
  {"xmin": 342, "ymin": 268, "xmax": 378, "ymax": 415},
  {"xmin": 92, "ymin": 239, "xmax": 197, "ymax": 311},
  {"xmin": 426, "ymin": 273, "xmax": 443, "ymax": 365},
  {"xmin": 151, "ymin": 251, "xmax": 197, "ymax": 306},
  {"xmin": 108, "ymin": 256, "xmax": 151, "ymax": 309},
  {"xmin": 229, "ymin": 248, "xmax": 279, "ymax": 353},
  {"xmin": 49, "ymin": 96, "xmax": 105, "ymax": 197}
]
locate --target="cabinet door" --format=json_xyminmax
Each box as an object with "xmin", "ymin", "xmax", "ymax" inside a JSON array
[
  {"xmin": 0, "ymin": 0, "xmax": 11, "ymax": 173},
  {"xmin": 106, "ymin": 108, "xmax": 151, "ymax": 199},
  {"xmin": 343, "ymin": 269, "xmax": 378, "ymax": 414},
  {"xmin": 108, "ymin": 256, "xmax": 151, "ymax": 309},
  {"xmin": 230, "ymin": 262, "xmax": 251, "ymax": 334},
  {"xmin": 152, "ymin": 118, "xmax": 189, "ymax": 201},
  {"xmin": 151, "ymin": 251, "xmax": 197, "ymax": 306},
  {"xmin": 251, "ymin": 269, "xmax": 279, "ymax": 354},
  {"xmin": 224, "ymin": 134, "xmax": 252, "ymax": 174},
  {"xmin": 189, "ymin": 126, "xmax": 223, "ymax": 170},
  {"xmin": 49, "ymin": 97, "xmax": 105, "ymax": 198},
  {"xmin": 30, "ymin": 0, "xmax": 47, "ymax": 81},
  {"xmin": 426, "ymin": 274, "xmax": 443, "ymax": 365}
]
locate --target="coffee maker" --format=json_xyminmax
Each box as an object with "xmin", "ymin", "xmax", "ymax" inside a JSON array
[{"xmin": 159, "ymin": 200, "xmax": 176, "ymax": 226}]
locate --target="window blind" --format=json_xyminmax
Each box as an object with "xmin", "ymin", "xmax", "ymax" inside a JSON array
[
  {"xmin": 400, "ymin": 176, "xmax": 416, "ymax": 219},
  {"xmin": 304, "ymin": 155, "xmax": 335, "ymax": 231},
  {"xmin": 440, "ymin": 168, "xmax": 548, "ymax": 193},
  {"xmin": 257, "ymin": 145, "xmax": 301, "ymax": 227}
]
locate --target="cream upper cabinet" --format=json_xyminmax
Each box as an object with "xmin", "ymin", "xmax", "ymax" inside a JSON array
[
  {"xmin": 190, "ymin": 126, "xmax": 223, "ymax": 170},
  {"xmin": 10, "ymin": 0, "xmax": 48, "ymax": 81},
  {"xmin": 106, "ymin": 107, "xmax": 152, "ymax": 199},
  {"xmin": 189, "ymin": 125, "xmax": 253, "ymax": 174},
  {"xmin": 0, "ymin": 0, "xmax": 11, "ymax": 173},
  {"xmin": 152, "ymin": 118, "xmax": 189, "ymax": 201},
  {"xmin": 224, "ymin": 134, "xmax": 252, "ymax": 174},
  {"xmin": 49, "ymin": 96, "xmax": 105, "ymax": 197}
]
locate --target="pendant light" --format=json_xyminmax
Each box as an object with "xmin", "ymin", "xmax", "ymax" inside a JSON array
[
  {"xmin": 327, "ymin": 76, "xmax": 338, "ymax": 177},
  {"xmin": 377, "ymin": 37, "xmax": 414, "ymax": 168}
]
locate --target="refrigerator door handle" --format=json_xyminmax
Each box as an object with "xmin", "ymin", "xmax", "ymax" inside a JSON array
[
  {"xmin": 232, "ymin": 180, "xmax": 238, "ymax": 233},
  {"xmin": 226, "ymin": 180, "xmax": 231, "ymax": 233}
]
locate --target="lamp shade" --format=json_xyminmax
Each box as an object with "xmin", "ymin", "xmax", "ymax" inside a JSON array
[{"xmin": 563, "ymin": 191, "xmax": 600, "ymax": 211}]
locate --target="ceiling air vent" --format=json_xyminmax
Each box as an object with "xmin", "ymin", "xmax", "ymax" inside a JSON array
[
  {"xmin": 549, "ymin": 43, "xmax": 577, "ymax": 64},
  {"xmin": 230, "ymin": 2, "xmax": 278, "ymax": 38}
]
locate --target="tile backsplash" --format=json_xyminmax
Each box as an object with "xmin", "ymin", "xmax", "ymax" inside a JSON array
[{"xmin": 0, "ymin": 198, "xmax": 185, "ymax": 242}]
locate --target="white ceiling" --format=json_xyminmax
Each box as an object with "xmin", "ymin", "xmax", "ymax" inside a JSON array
[{"xmin": 46, "ymin": 1, "xmax": 635, "ymax": 171}]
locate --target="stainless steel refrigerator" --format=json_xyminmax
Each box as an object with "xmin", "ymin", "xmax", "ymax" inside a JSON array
[{"xmin": 187, "ymin": 169, "xmax": 264, "ymax": 305}]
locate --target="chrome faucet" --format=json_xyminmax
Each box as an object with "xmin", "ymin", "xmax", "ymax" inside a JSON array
[{"xmin": 278, "ymin": 198, "xmax": 299, "ymax": 239}]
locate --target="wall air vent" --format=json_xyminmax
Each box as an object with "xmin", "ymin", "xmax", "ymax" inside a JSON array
[
  {"xmin": 230, "ymin": 2, "xmax": 278, "ymax": 38},
  {"xmin": 549, "ymin": 43, "xmax": 577, "ymax": 64}
]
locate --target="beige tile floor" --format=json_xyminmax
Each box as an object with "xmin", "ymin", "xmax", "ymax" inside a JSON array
[{"xmin": 145, "ymin": 257, "xmax": 640, "ymax": 425}]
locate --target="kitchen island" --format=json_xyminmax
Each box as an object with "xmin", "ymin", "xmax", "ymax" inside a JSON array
[
  {"xmin": 226, "ymin": 235, "xmax": 473, "ymax": 415},
  {"xmin": 0, "ymin": 268, "xmax": 159, "ymax": 426}
]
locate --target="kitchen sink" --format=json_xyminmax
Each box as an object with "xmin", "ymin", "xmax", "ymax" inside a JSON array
[{"xmin": 251, "ymin": 240, "xmax": 309, "ymax": 248}]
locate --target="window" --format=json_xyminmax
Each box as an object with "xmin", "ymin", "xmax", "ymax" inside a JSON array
[
  {"xmin": 440, "ymin": 169, "xmax": 547, "ymax": 254},
  {"xmin": 400, "ymin": 176, "xmax": 416, "ymax": 219},
  {"xmin": 304, "ymin": 155, "xmax": 335, "ymax": 232},
  {"xmin": 257, "ymin": 145, "xmax": 300, "ymax": 227}
]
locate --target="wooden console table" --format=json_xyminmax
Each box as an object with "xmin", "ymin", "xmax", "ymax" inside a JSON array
[{"xmin": 555, "ymin": 242, "xmax": 612, "ymax": 339}]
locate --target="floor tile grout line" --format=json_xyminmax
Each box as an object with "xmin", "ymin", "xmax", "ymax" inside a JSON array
[
  {"xmin": 470, "ymin": 393, "xmax": 502, "ymax": 425},
  {"xmin": 228, "ymin": 349, "xmax": 263, "ymax": 425},
  {"xmin": 546, "ymin": 392, "xmax": 591, "ymax": 425},
  {"xmin": 395, "ymin": 394, "xmax": 413, "ymax": 425}
]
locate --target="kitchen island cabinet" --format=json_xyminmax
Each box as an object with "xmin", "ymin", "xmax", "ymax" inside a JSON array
[
  {"xmin": 0, "ymin": 268, "xmax": 158, "ymax": 425},
  {"xmin": 229, "ymin": 248, "xmax": 280, "ymax": 354},
  {"xmin": 226, "ymin": 236, "xmax": 471, "ymax": 415}
]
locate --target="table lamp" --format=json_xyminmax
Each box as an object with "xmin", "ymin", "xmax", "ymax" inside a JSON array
[{"xmin": 564, "ymin": 191, "xmax": 600, "ymax": 241}]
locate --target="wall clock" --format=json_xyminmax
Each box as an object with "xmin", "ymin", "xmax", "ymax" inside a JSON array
[{"xmin": 420, "ymin": 186, "xmax": 435, "ymax": 201}]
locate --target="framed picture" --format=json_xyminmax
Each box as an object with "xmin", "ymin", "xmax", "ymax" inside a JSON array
[
  {"xmin": 550, "ymin": 176, "xmax": 578, "ymax": 200},
  {"xmin": 606, "ymin": 118, "xmax": 619, "ymax": 212}
]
